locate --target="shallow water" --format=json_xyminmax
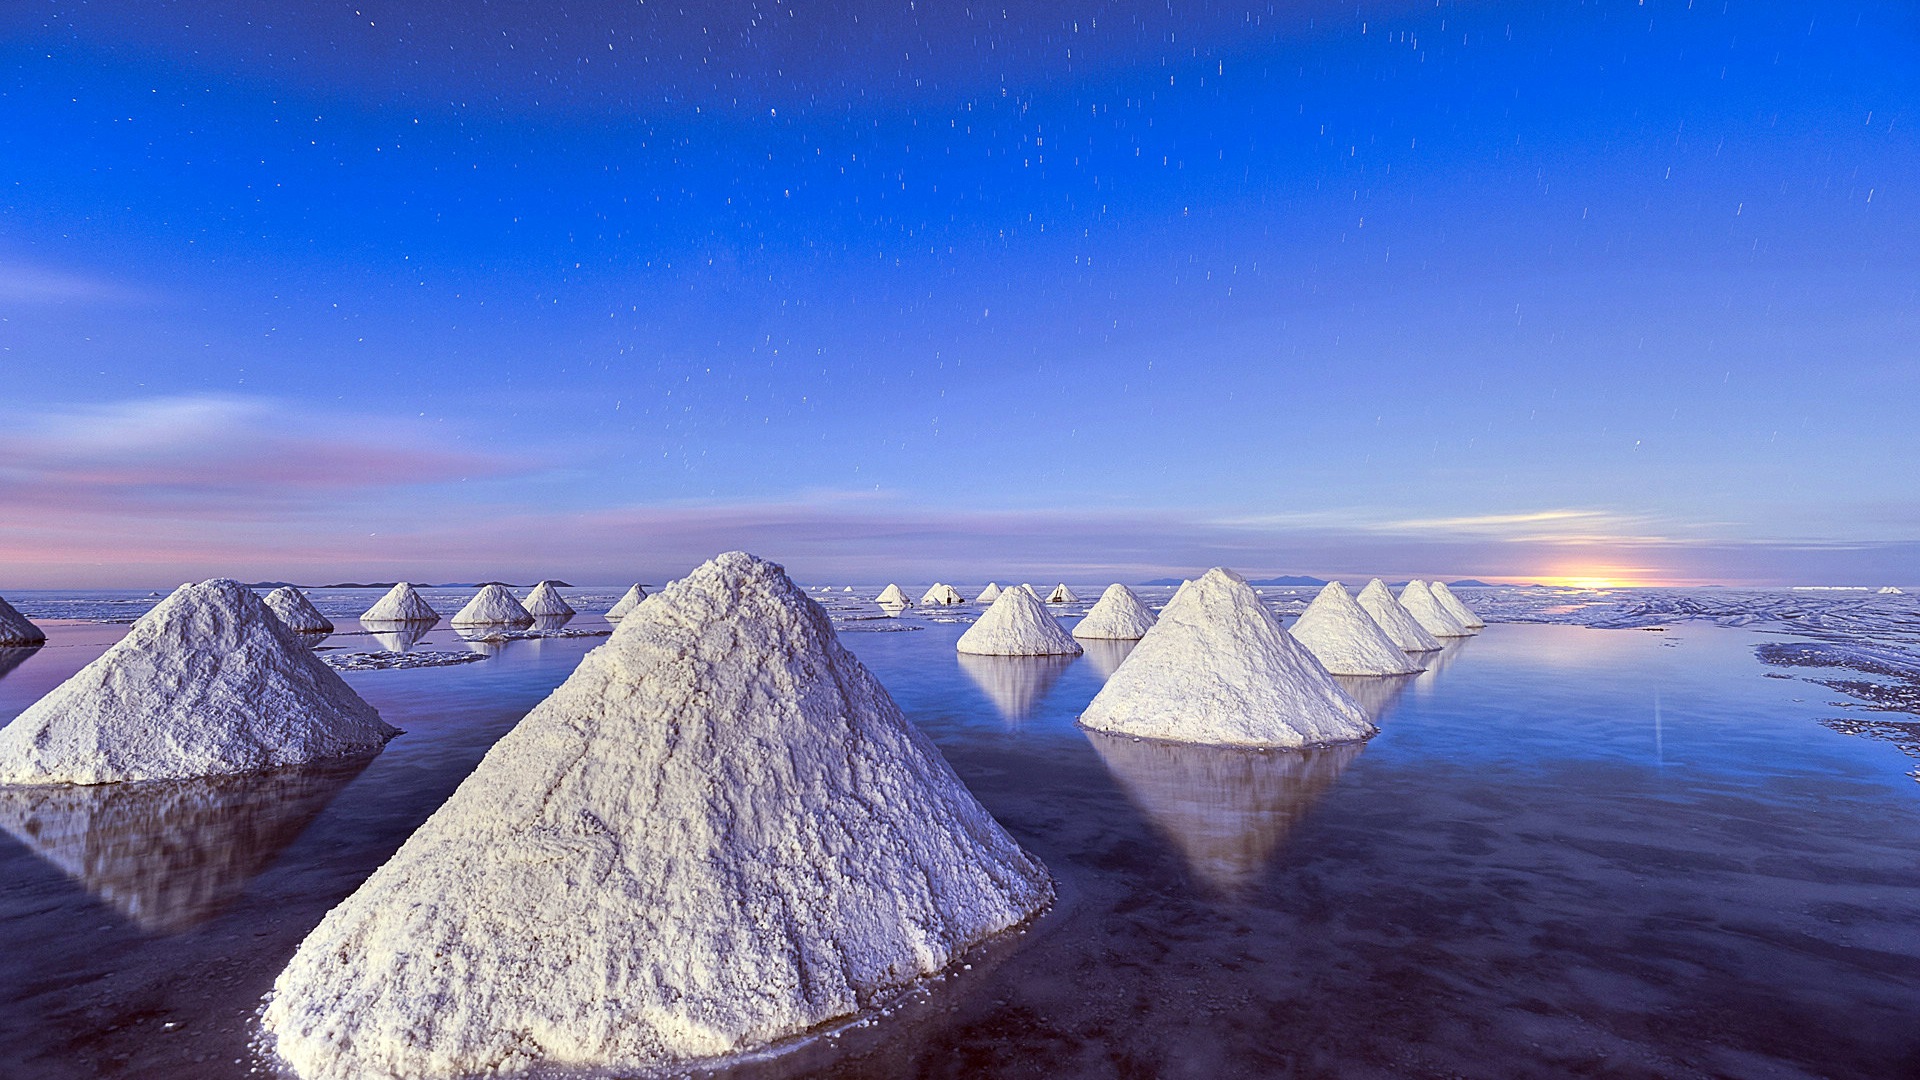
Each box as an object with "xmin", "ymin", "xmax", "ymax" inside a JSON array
[{"xmin": 2, "ymin": 609, "xmax": 1919, "ymax": 1078}]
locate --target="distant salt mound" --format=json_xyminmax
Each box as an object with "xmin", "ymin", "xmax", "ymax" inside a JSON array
[
  {"xmin": 265, "ymin": 587, "xmax": 333, "ymax": 634},
  {"xmin": 360, "ymin": 583, "xmax": 439, "ymax": 623},
  {"xmin": 522, "ymin": 581, "xmax": 576, "ymax": 618},
  {"xmin": 1078, "ymin": 568, "xmax": 1373, "ymax": 748},
  {"xmin": 842, "ymin": 586, "xmax": 855, "ymax": 593},
  {"xmin": 920, "ymin": 583, "xmax": 965, "ymax": 606},
  {"xmin": 451, "ymin": 585, "xmax": 535, "ymax": 627},
  {"xmin": 1073, "ymin": 584, "xmax": 1158, "ymax": 641},
  {"xmin": 605, "ymin": 585, "xmax": 647, "ymax": 620},
  {"xmin": 976, "ymin": 582, "xmax": 1003, "ymax": 603},
  {"xmin": 1355, "ymin": 579, "xmax": 1443, "ymax": 652},
  {"xmin": 1287, "ymin": 582, "xmax": 1423, "ymax": 676},
  {"xmin": 1400, "ymin": 581, "xmax": 1473, "ymax": 637},
  {"xmin": 876, "ymin": 583, "xmax": 911, "ymax": 606},
  {"xmin": 1046, "ymin": 583, "xmax": 1079, "ymax": 604},
  {"xmin": 262, "ymin": 551, "xmax": 1052, "ymax": 1080},
  {"xmin": 0, "ymin": 595, "xmax": 46, "ymax": 647},
  {"xmin": 1880, "ymin": 586, "xmax": 1905, "ymax": 596},
  {"xmin": 0, "ymin": 579, "xmax": 396, "ymax": 786},
  {"xmin": 1429, "ymin": 581, "xmax": 1486, "ymax": 629},
  {"xmin": 957, "ymin": 585, "xmax": 1082, "ymax": 657}
]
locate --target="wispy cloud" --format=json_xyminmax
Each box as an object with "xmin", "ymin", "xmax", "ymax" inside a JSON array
[{"xmin": 0, "ymin": 261, "xmax": 150, "ymax": 304}]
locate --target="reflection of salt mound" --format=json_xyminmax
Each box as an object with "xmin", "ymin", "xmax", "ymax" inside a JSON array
[
  {"xmin": 361, "ymin": 583, "xmax": 439, "ymax": 623},
  {"xmin": 1079, "ymin": 568, "xmax": 1372, "ymax": 748},
  {"xmin": 1078, "ymin": 637, "xmax": 1137, "ymax": 680},
  {"xmin": 0, "ymin": 580, "xmax": 397, "ymax": 785},
  {"xmin": 975, "ymin": 583, "xmax": 1002, "ymax": 603},
  {"xmin": 265, "ymin": 587, "xmax": 334, "ymax": 634},
  {"xmin": 1046, "ymin": 583, "xmax": 1079, "ymax": 604},
  {"xmin": 530, "ymin": 613, "xmax": 575, "ymax": 633},
  {"xmin": 364, "ymin": 623, "xmax": 431, "ymax": 652},
  {"xmin": 1287, "ymin": 583, "xmax": 1422, "ymax": 676},
  {"xmin": 956, "ymin": 653, "xmax": 1075, "ymax": 723},
  {"xmin": 1414, "ymin": 638, "xmax": 1471, "ymax": 695},
  {"xmin": 1331, "ymin": 673, "xmax": 1417, "ymax": 722},
  {"xmin": 920, "ymin": 583, "xmax": 965, "ymax": 606},
  {"xmin": 606, "ymin": 585, "xmax": 647, "ymax": 620},
  {"xmin": 0, "ymin": 756, "xmax": 373, "ymax": 933},
  {"xmin": 1356, "ymin": 579, "xmax": 1442, "ymax": 652},
  {"xmin": 522, "ymin": 582, "xmax": 575, "ymax": 617},
  {"xmin": 263, "ymin": 552, "xmax": 1052, "ymax": 1080},
  {"xmin": 0, "ymin": 644, "xmax": 43, "ymax": 683},
  {"xmin": 876, "ymin": 583, "xmax": 911, "ymax": 606},
  {"xmin": 1085, "ymin": 731, "xmax": 1361, "ymax": 893},
  {"xmin": 1073, "ymin": 584, "xmax": 1157, "ymax": 640},
  {"xmin": 957, "ymin": 585, "xmax": 1082, "ymax": 656},
  {"xmin": 1400, "ymin": 581, "xmax": 1473, "ymax": 637},
  {"xmin": 0, "ymin": 594, "xmax": 46, "ymax": 646},
  {"xmin": 452, "ymin": 585, "xmax": 535, "ymax": 627},
  {"xmin": 1430, "ymin": 582, "xmax": 1486, "ymax": 629}
]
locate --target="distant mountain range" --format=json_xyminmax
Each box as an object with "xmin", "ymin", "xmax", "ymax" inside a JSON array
[{"xmin": 247, "ymin": 581, "xmax": 574, "ymax": 590}]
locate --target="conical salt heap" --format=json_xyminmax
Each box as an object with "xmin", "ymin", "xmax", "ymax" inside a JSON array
[
  {"xmin": 975, "ymin": 582, "xmax": 1002, "ymax": 603},
  {"xmin": 0, "ymin": 595, "xmax": 47, "ymax": 646},
  {"xmin": 1287, "ymin": 583, "xmax": 1424, "ymax": 677},
  {"xmin": 360, "ymin": 583, "xmax": 439, "ymax": 623},
  {"xmin": 1073, "ymin": 584, "xmax": 1158, "ymax": 641},
  {"xmin": 451, "ymin": 584, "xmax": 535, "ymax": 627},
  {"xmin": 1078, "ymin": 568, "xmax": 1374, "ymax": 748},
  {"xmin": 1355, "ymin": 579, "xmax": 1442, "ymax": 652},
  {"xmin": 262, "ymin": 552, "xmax": 1052, "ymax": 1079},
  {"xmin": 605, "ymin": 584, "xmax": 647, "ymax": 620},
  {"xmin": 265, "ymin": 587, "xmax": 333, "ymax": 634},
  {"xmin": 0, "ymin": 580, "xmax": 396, "ymax": 785},
  {"xmin": 920, "ymin": 583, "xmax": 965, "ymax": 606},
  {"xmin": 522, "ymin": 581, "xmax": 576, "ymax": 618},
  {"xmin": 1429, "ymin": 581, "xmax": 1487, "ymax": 629},
  {"xmin": 1046, "ymin": 583, "xmax": 1079, "ymax": 604},
  {"xmin": 957, "ymin": 584, "xmax": 1083, "ymax": 657},
  {"xmin": 875, "ymin": 583, "xmax": 911, "ymax": 606},
  {"xmin": 1400, "ymin": 580, "xmax": 1473, "ymax": 637}
]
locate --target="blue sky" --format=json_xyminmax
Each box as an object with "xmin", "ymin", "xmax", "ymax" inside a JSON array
[{"xmin": 2, "ymin": 0, "xmax": 1915, "ymax": 587}]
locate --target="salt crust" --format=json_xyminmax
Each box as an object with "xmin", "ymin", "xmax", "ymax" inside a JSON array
[
  {"xmin": 0, "ymin": 579, "xmax": 396, "ymax": 785},
  {"xmin": 919, "ymin": 583, "xmax": 965, "ymax": 606},
  {"xmin": 0, "ymin": 595, "xmax": 47, "ymax": 646},
  {"xmin": 451, "ymin": 584, "xmax": 535, "ymax": 627},
  {"xmin": 1429, "ymin": 581, "xmax": 1487, "ymax": 629},
  {"xmin": 1078, "ymin": 568, "xmax": 1374, "ymax": 748},
  {"xmin": 1045, "ymin": 583, "xmax": 1079, "ymax": 604},
  {"xmin": 956, "ymin": 584, "xmax": 1083, "ymax": 656},
  {"xmin": 265, "ymin": 587, "xmax": 334, "ymax": 634},
  {"xmin": 1286, "ymin": 582, "xmax": 1424, "ymax": 676},
  {"xmin": 1355, "ymin": 579, "xmax": 1443, "ymax": 652},
  {"xmin": 975, "ymin": 583, "xmax": 1002, "ymax": 603},
  {"xmin": 262, "ymin": 551, "xmax": 1052, "ymax": 1080},
  {"xmin": 360, "ymin": 583, "xmax": 439, "ymax": 623},
  {"xmin": 522, "ymin": 582, "xmax": 576, "ymax": 617},
  {"xmin": 1071, "ymin": 584, "xmax": 1158, "ymax": 640},
  {"xmin": 1400, "ymin": 580, "xmax": 1473, "ymax": 637},
  {"xmin": 605, "ymin": 585, "xmax": 647, "ymax": 620},
  {"xmin": 875, "ymin": 583, "xmax": 911, "ymax": 606}
]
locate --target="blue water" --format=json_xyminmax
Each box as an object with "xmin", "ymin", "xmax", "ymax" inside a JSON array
[{"xmin": 1, "ymin": 613, "xmax": 1918, "ymax": 1078}]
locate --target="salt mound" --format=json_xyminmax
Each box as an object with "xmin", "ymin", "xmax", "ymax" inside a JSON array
[
  {"xmin": 1355, "ymin": 579, "xmax": 1443, "ymax": 652},
  {"xmin": 265, "ymin": 587, "xmax": 333, "ymax": 634},
  {"xmin": 451, "ymin": 584, "xmax": 535, "ymax": 627},
  {"xmin": 360, "ymin": 583, "xmax": 439, "ymax": 623},
  {"xmin": 842, "ymin": 586, "xmax": 854, "ymax": 593},
  {"xmin": 1880, "ymin": 586, "xmax": 1905, "ymax": 595},
  {"xmin": 1429, "ymin": 581, "xmax": 1486, "ymax": 629},
  {"xmin": 1046, "ymin": 583, "xmax": 1079, "ymax": 604},
  {"xmin": 876, "ymin": 583, "xmax": 911, "ymax": 606},
  {"xmin": 975, "ymin": 582, "xmax": 1002, "ymax": 603},
  {"xmin": 920, "ymin": 583, "xmax": 965, "ymax": 606},
  {"xmin": 1072, "ymin": 584, "xmax": 1158, "ymax": 640},
  {"xmin": 0, "ymin": 579, "xmax": 397, "ymax": 785},
  {"xmin": 605, "ymin": 585, "xmax": 647, "ymax": 620},
  {"xmin": 1078, "ymin": 568, "xmax": 1373, "ymax": 748},
  {"xmin": 1287, "ymin": 582, "xmax": 1423, "ymax": 676},
  {"xmin": 0, "ymin": 595, "xmax": 46, "ymax": 646},
  {"xmin": 522, "ymin": 581, "xmax": 576, "ymax": 617},
  {"xmin": 1399, "ymin": 581, "xmax": 1473, "ymax": 637},
  {"xmin": 262, "ymin": 552, "xmax": 1052, "ymax": 1080},
  {"xmin": 956, "ymin": 585, "xmax": 1083, "ymax": 657}
]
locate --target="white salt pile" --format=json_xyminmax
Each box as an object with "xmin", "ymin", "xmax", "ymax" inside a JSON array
[
  {"xmin": 261, "ymin": 551, "xmax": 1052, "ymax": 1080},
  {"xmin": 360, "ymin": 583, "xmax": 439, "ymax": 623},
  {"xmin": 920, "ymin": 583, "xmax": 965, "ymax": 606},
  {"xmin": 605, "ymin": 584, "xmax": 647, "ymax": 620},
  {"xmin": 1072, "ymin": 584, "xmax": 1158, "ymax": 640},
  {"xmin": 876, "ymin": 583, "xmax": 911, "ymax": 606},
  {"xmin": 975, "ymin": 582, "xmax": 1003, "ymax": 603},
  {"xmin": 1880, "ymin": 586, "xmax": 1906, "ymax": 595},
  {"xmin": 1355, "ymin": 579, "xmax": 1443, "ymax": 652},
  {"xmin": 264, "ymin": 587, "xmax": 333, "ymax": 634},
  {"xmin": 1078, "ymin": 568, "xmax": 1373, "ymax": 748},
  {"xmin": 1046, "ymin": 583, "xmax": 1079, "ymax": 604},
  {"xmin": 956, "ymin": 584, "xmax": 1083, "ymax": 657},
  {"xmin": 0, "ymin": 595, "xmax": 46, "ymax": 647},
  {"xmin": 451, "ymin": 584, "xmax": 535, "ymax": 627},
  {"xmin": 0, "ymin": 579, "xmax": 396, "ymax": 786},
  {"xmin": 522, "ymin": 581, "xmax": 576, "ymax": 617},
  {"xmin": 1287, "ymin": 582, "xmax": 1423, "ymax": 676},
  {"xmin": 1399, "ymin": 580, "xmax": 1474, "ymax": 637},
  {"xmin": 1429, "ymin": 581, "xmax": 1487, "ymax": 629},
  {"xmin": 842, "ymin": 586, "xmax": 855, "ymax": 593}
]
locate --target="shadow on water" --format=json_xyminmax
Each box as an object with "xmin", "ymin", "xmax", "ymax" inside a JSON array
[
  {"xmin": 0, "ymin": 645, "xmax": 44, "ymax": 684},
  {"xmin": 1332, "ymin": 673, "xmax": 1419, "ymax": 723},
  {"xmin": 1075, "ymin": 637, "xmax": 1136, "ymax": 680},
  {"xmin": 359, "ymin": 620, "xmax": 434, "ymax": 652},
  {"xmin": 956, "ymin": 653, "xmax": 1076, "ymax": 726},
  {"xmin": 0, "ymin": 755, "xmax": 376, "ymax": 934}
]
